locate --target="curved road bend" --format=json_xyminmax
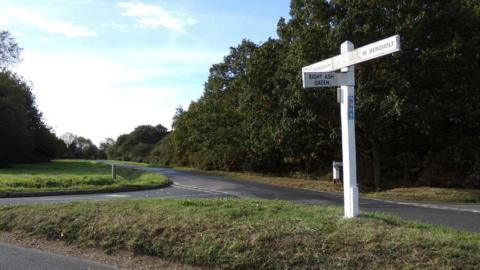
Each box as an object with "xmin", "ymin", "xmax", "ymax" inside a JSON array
[{"xmin": 0, "ymin": 165, "xmax": 479, "ymax": 234}]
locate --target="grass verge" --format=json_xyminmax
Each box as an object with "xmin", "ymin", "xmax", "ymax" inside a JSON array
[
  {"xmin": 0, "ymin": 199, "xmax": 478, "ymax": 269},
  {"xmin": 0, "ymin": 160, "xmax": 170, "ymax": 194},
  {"xmin": 367, "ymin": 187, "xmax": 480, "ymax": 203}
]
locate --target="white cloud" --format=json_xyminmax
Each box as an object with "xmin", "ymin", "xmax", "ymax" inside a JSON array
[
  {"xmin": 101, "ymin": 22, "xmax": 129, "ymax": 30},
  {"xmin": 13, "ymin": 49, "xmax": 200, "ymax": 144},
  {"xmin": 118, "ymin": 1, "xmax": 195, "ymax": 31},
  {"xmin": 11, "ymin": 31, "xmax": 25, "ymax": 38},
  {"xmin": 0, "ymin": 8, "xmax": 95, "ymax": 38}
]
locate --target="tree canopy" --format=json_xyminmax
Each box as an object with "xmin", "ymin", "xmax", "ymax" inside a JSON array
[
  {"xmin": 0, "ymin": 31, "xmax": 65, "ymax": 166},
  {"xmin": 108, "ymin": 0, "xmax": 480, "ymax": 189},
  {"xmin": 105, "ymin": 124, "xmax": 169, "ymax": 163},
  {"xmin": 60, "ymin": 133, "xmax": 104, "ymax": 160},
  {"xmin": 0, "ymin": 70, "xmax": 65, "ymax": 165},
  {"xmin": 0, "ymin": 31, "xmax": 22, "ymax": 69}
]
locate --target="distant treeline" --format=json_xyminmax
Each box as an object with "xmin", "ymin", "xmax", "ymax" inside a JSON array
[
  {"xmin": 104, "ymin": 125, "xmax": 169, "ymax": 162},
  {"xmin": 106, "ymin": 0, "xmax": 480, "ymax": 189}
]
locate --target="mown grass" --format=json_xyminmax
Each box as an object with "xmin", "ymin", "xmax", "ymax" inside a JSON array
[
  {"xmin": 0, "ymin": 199, "xmax": 478, "ymax": 269},
  {"xmin": 0, "ymin": 160, "xmax": 170, "ymax": 193}
]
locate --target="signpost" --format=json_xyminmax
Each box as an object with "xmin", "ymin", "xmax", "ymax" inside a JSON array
[{"xmin": 302, "ymin": 34, "xmax": 401, "ymax": 218}]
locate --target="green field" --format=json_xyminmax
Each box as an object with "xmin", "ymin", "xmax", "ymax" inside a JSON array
[
  {"xmin": 0, "ymin": 199, "xmax": 478, "ymax": 270},
  {"xmin": 0, "ymin": 160, "xmax": 170, "ymax": 194}
]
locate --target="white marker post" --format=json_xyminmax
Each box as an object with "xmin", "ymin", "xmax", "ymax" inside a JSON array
[
  {"xmin": 339, "ymin": 41, "xmax": 359, "ymax": 218},
  {"xmin": 302, "ymin": 35, "xmax": 401, "ymax": 218}
]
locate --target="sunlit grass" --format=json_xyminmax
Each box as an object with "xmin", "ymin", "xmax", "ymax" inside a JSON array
[
  {"xmin": 0, "ymin": 199, "xmax": 478, "ymax": 269},
  {"xmin": 0, "ymin": 160, "xmax": 170, "ymax": 193}
]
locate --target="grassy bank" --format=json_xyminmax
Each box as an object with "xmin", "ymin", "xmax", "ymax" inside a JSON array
[
  {"xmin": 0, "ymin": 160, "xmax": 170, "ymax": 194},
  {"xmin": 0, "ymin": 199, "xmax": 478, "ymax": 269}
]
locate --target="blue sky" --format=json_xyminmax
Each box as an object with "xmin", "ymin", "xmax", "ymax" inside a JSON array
[{"xmin": 0, "ymin": 0, "xmax": 291, "ymax": 144}]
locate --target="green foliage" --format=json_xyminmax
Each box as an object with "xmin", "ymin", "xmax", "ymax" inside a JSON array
[
  {"xmin": 141, "ymin": 0, "xmax": 480, "ymax": 189},
  {"xmin": 106, "ymin": 124, "xmax": 169, "ymax": 163},
  {"xmin": 148, "ymin": 134, "xmax": 176, "ymax": 166},
  {"xmin": 330, "ymin": 0, "xmax": 480, "ymax": 188},
  {"xmin": 1, "ymin": 199, "xmax": 479, "ymax": 269},
  {"xmin": 0, "ymin": 31, "xmax": 22, "ymax": 69},
  {"xmin": 0, "ymin": 31, "xmax": 65, "ymax": 165},
  {"xmin": 61, "ymin": 133, "xmax": 104, "ymax": 160},
  {"xmin": 0, "ymin": 71, "xmax": 34, "ymax": 164},
  {"xmin": 0, "ymin": 70, "xmax": 65, "ymax": 165}
]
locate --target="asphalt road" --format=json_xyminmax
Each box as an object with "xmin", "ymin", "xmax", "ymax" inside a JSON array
[
  {"xmin": 1, "ymin": 165, "xmax": 479, "ymax": 232},
  {"xmin": 0, "ymin": 242, "xmax": 115, "ymax": 270},
  {"xmin": 0, "ymin": 165, "xmax": 479, "ymax": 269}
]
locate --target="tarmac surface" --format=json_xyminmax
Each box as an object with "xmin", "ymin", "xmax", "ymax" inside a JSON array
[{"xmin": 0, "ymin": 242, "xmax": 115, "ymax": 270}]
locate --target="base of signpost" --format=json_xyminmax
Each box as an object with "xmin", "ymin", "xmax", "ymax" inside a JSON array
[{"xmin": 344, "ymin": 186, "xmax": 359, "ymax": 218}]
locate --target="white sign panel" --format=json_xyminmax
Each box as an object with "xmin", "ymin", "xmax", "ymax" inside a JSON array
[
  {"xmin": 358, "ymin": 35, "xmax": 400, "ymax": 61},
  {"xmin": 302, "ymin": 35, "xmax": 400, "ymax": 73},
  {"xmin": 302, "ymin": 72, "xmax": 354, "ymax": 88}
]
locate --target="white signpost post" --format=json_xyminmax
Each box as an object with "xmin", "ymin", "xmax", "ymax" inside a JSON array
[{"xmin": 302, "ymin": 35, "xmax": 401, "ymax": 218}]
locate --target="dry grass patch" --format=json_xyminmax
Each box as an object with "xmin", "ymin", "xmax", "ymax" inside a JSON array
[{"xmin": 367, "ymin": 187, "xmax": 480, "ymax": 203}]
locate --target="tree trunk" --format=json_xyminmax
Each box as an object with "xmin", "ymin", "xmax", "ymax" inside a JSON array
[
  {"xmin": 372, "ymin": 140, "xmax": 382, "ymax": 190},
  {"xmin": 402, "ymin": 162, "xmax": 410, "ymax": 186}
]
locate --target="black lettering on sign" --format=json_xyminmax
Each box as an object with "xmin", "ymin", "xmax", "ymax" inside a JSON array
[
  {"xmin": 369, "ymin": 41, "xmax": 394, "ymax": 54},
  {"xmin": 309, "ymin": 74, "xmax": 323, "ymax": 80},
  {"xmin": 325, "ymin": 73, "xmax": 334, "ymax": 79},
  {"xmin": 314, "ymin": 80, "xmax": 330, "ymax": 86},
  {"xmin": 309, "ymin": 73, "xmax": 335, "ymax": 80}
]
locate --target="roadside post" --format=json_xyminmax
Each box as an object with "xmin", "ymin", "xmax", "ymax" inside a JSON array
[
  {"xmin": 332, "ymin": 161, "xmax": 343, "ymax": 181},
  {"xmin": 302, "ymin": 35, "xmax": 400, "ymax": 218},
  {"xmin": 112, "ymin": 164, "xmax": 117, "ymax": 180}
]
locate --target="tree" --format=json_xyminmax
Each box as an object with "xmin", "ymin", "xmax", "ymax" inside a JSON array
[
  {"xmin": 106, "ymin": 124, "xmax": 169, "ymax": 162},
  {"xmin": 0, "ymin": 71, "xmax": 35, "ymax": 165},
  {"xmin": 61, "ymin": 133, "xmax": 103, "ymax": 159},
  {"xmin": 0, "ymin": 31, "xmax": 22, "ymax": 69},
  {"xmin": 0, "ymin": 71, "xmax": 64, "ymax": 165},
  {"xmin": 330, "ymin": 0, "xmax": 480, "ymax": 188}
]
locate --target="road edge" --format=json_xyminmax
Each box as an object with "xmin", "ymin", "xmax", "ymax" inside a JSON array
[{"xmin": 0, "ymin": 181, "xmax": 172, "ymax": 198}]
